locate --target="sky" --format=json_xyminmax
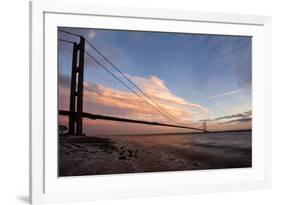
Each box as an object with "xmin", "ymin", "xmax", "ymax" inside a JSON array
[{"xmin": 58, "ymin": 27, "xmax": 252, "ymax": 135}]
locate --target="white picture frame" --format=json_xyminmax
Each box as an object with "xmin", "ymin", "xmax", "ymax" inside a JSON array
[{"xmin": 30, "ymin": 1, "xmax": 272, "ymax": 204}]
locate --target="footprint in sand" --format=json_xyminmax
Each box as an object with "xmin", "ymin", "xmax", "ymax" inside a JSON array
[{"xmin": 191, "ymin": 162, "xmax": 200, "ymax": 167}]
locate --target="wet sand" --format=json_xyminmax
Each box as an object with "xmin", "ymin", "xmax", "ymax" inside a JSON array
[{"xmin": 59, "ymin": 131, "xmax": 251, "ymax": 176}]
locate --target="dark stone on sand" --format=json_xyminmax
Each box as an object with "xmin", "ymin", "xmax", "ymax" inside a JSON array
[
  {"xmin": 128, "ymin": 150, "xmax": 133, "ymax": 158},
  {"xmin": 118, "ymin": 156, "xmax": 127, "ymax": 160}
]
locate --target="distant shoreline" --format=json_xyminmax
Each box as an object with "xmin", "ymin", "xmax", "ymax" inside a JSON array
[{"xmin": 97, "ymin": 129, "xmax": 252, "ymax": 137}]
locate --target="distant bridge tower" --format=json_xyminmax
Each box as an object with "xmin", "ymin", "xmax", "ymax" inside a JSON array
[
  {"xmin": 203, "ymin": 122, "xmax": 207, "ymax": 132},
  {"xmin": 68, "ymin": 36, "xmax": 85, "ymax": 135}
]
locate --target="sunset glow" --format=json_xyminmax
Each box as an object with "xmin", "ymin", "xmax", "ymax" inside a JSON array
[{"xmin": 58, "ymin": 28, "xmax": 252, "ymax": 135}]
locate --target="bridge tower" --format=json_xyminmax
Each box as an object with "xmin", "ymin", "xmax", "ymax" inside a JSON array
[
  {"xmin": 68, "ymin": 36, "xmax": 85, "ymax": 135},
  {"xmin": 203, "ymin": 122, "xmax": 207, "ymax": 132}
]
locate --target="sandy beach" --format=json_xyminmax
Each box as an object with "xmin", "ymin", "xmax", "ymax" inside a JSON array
[{"xmin": 59, "ymin": 131, "xmax": 251, "ymax": 176}]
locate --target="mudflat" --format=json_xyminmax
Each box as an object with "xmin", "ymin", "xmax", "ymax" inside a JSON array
[{"xmin": 59, "ymin": 131, "xmax": 251, "ymax": 176}]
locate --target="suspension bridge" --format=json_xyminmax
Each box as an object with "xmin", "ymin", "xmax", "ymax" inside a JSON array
[{"xmin": 58, "ymin": 29, "xmax": 208, "ymax": 135}]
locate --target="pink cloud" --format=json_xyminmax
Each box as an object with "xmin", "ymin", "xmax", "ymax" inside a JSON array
[
  {"xmin": 59, "ymin": 74, "xmax": 212, "ymax": 134},
  {"xmin": 82, "ymin": 75, "xmax": 209, "ymax": 123},
  {"xmin": 59, "ymin": 74, "xmax": 251, "ymax": 134}
]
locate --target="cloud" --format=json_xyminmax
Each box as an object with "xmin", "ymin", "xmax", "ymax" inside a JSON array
[
  {"xmin": 214, "ymin": 36, "xmax": 252, "ymax": 89},
  {"xmin": 204, "ymin": 89, "xmax": 243, "ymax": 100},
  {"xmin": 200, "ymin": 110, "xmax": 252, "ymax": 126},
  {"xmin": 124, "ymin": 75, "xmax": 209, "ymax": 121},
  {"xmin": 128, "ymin": 32, "xmax": 150, "ymax": 43},
  {"xmin": 215, "ymin": 110, "xmax": 252, "ymax": 120},
  {"xmin": 128, "ymin": 75, "xmax": 209, "ymax": 113},
  {"xmin": 220, "ymin": 117, "xmax": 252, "ymax": 125},
  {"xmin": 87, "ymin": 30, "xmax": 95, "ymax": 40},
  {"xmin": 59, "ymin": 74, "xmax": 209, "ymax": 125}
]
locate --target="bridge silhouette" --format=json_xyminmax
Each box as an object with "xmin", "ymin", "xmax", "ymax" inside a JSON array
[{"xmin": 58, "ymin": 29, "xmax": 208, "ymax": 135}]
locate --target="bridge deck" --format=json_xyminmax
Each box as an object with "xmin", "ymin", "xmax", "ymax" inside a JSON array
[{"xmin": 59, "ymin": 110, "xmax": 205, "ymax": 132}]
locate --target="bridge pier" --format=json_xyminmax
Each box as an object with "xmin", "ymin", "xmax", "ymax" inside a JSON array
[{"xmin": 68, "ymin": 36, "xmax": 85, "ymax": 135}]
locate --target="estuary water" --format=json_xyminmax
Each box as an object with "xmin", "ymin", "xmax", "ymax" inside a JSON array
[{"xmin": 106, "ymin": 131, "xmax": 252, "ymax": 171}]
